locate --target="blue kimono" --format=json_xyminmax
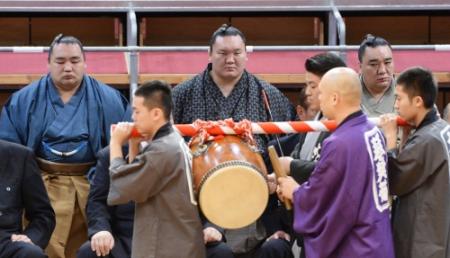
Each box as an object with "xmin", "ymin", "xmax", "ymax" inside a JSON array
[
  {"xmin": 0, "ymin": 74, "xmax": 129, "ymax": 163},
  {"xmin": 292, "ymin": 111, "xmax": 395, "ymax": 258},
  {"xmin": 0, "ymin": 73, "xmax": 129, "ymax": 258}
]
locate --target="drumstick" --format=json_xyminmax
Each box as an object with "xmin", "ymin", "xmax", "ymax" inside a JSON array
[
  {"xmin": 268, "ymin": 146, "xmax": 292, "ymax": 210},
  {"xmin": 261, "ymin": 89, "xmax": 285, "ymax": 156}
]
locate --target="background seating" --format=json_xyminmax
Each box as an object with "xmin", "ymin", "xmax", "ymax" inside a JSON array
[{"xmin": 0, "ymin": 0, "xmax": 449, "ymax": 113}]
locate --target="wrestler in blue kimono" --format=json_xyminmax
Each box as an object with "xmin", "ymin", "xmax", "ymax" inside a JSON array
[{"xmin": 0, "ymin": 35, "xmax": 129, "ymax": 258}]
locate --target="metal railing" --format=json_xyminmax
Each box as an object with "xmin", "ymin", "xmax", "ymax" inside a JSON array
[
  {"xmin": 2, "ymin": 0, "xmax": 450, "ymax": 93},
  {"xmin": 1, "ymin": 1, "xmax": 449, "ymax": 12},
  {"xmin": 3, "ymin": 44, "xmax": 450, "ymax": 53},
  {"xmin": 127, "ymin": 9, "xmax": 138, "ymax": 99}
]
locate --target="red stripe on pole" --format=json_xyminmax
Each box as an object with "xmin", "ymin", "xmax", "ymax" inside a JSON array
[
  {"xmin": 112, "ymin": 116, "xmax": 409, "ymax": 137},
  {"xmin": 258, "ymin": 122, "xmax": 282, "ymax": 134}
]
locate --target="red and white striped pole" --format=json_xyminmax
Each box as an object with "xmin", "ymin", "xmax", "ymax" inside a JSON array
[{"xmin": 118, "ymin": 117, "xmax": 408, "ymax": 138}]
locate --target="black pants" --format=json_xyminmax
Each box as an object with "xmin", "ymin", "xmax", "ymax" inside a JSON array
[
  {"xmin": 207, "ymin": 239, "xmax": 293, "ymax": 258},
  {"xmin": 206, "ymin": 241, "xmax": 234, "ymax": 258},
  {"xmin": 0, "ymin": 241, "xmax": 47, "ymax": 258},
  {"xmin": 77, "ymin": 241, "xmax": 132, "ymax": 258},
  {"xmin": 77, "ymin": 242, "xmax": 105, "ymax": 258}
]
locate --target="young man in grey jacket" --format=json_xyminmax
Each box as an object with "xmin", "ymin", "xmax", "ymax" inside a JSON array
[
  {"xmin": 380, "ymin": 67, "xmax": 450, "ymax": 258},
  {"xmin": 108, "ymin": 80, "xmax": 205, "ymax": 258}
]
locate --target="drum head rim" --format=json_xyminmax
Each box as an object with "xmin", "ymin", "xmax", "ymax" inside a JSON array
[{"xmin": 198, "ymin": 163, "xmax": 269, "ymax": 229}]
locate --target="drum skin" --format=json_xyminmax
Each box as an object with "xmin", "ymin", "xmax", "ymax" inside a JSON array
[{"xmin": 191, "ymin": 135, "xmax": 269, "ymax": 229}]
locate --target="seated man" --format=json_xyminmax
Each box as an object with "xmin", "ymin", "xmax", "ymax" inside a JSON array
[
  {"xmin": 0, "ymin": 34, "xmax": 129, "ymax": 258},
  {"xmin": 358, "ymin": 34, "xmax": 396, "ymax": 116},
  {"xmin": 268, "ymin": 87, "xmax": 314, "ymax": 158},
  {"xmin": 173, "ymin": 24, "xmax": 295, "ymax": 258},
  {"xmin": 77, "ymin": 146, "xmax": 134, "ymax": 258},
  {"xmin": 278, "ymin": 68, "xmax": 395, "ymax": 258},
  {"xmin": 0, "ymin": 139, "xmax": 55, "ymax": 258}
]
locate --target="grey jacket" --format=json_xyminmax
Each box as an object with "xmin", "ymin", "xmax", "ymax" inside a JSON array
[
  {"xmin": 108, "ymin": 123, "xmax": 205, "ymax": 258},
  {"xmin": 388, "ymin": 110, "xmax": 450, "ymax": 258}
]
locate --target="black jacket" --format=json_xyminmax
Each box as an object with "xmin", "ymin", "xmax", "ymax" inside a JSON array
[
  {"xmin": 86, "ymin": 147, "xmax": 134, "ymax": 258},
  {"xmin": 262, "ymin": 134, "xmax": 301, "ymax": 239},
  {"xmin": 289, "ymin": 131, "xmax": 331, "ymax": 184},
  {"xmin": 0, "ymin": 139, "xmax": 55, "ymax": 252},
  {"xmin": 264, "ymin": 131, "xmax": 330, "ymax": 246}
]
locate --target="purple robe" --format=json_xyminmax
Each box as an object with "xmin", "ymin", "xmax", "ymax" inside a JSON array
[{"xmin": 292, "ymin": 111, "xmax": 395, "ymax": 258}]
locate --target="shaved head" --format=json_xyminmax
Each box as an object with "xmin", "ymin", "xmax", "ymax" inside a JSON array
[{"xmin": 318, "ymin": 67, "xmax": 362, "ymax": 122}]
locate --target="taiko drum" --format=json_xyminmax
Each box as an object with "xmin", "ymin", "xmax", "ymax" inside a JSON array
[{"xmin": 191, "ymin": 135, "xmax": 269, "ymax": 229}]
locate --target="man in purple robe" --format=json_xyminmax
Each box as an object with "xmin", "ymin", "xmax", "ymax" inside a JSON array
[{"xmin": 277, "ymin": 67, "xmax": 395, "ymax": 258}]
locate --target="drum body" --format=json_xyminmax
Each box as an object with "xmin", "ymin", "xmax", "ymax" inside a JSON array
[{"xmin": 192, "ymin": 135, "xmax": 269, "ymax": 229}]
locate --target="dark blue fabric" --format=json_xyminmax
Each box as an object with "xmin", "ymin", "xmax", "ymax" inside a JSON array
[
  {"xmin": 0, "ymin": 74, "xmax": 129, "ymax": 163},
  {"xmin": 37, "ymin": 78, "xmax": 93, "ymax": 162},
  {"xmin": 0, "ymin": 140, "xmax": 55, "ymax": 253},
  {"xmin": 80, "ymin": 147, "xmax": 133, "ymax": 258},
  {"xmin": 0, "ymin": 241, "xmax": 46, "ymax": 258},
  {"xmin": 87, "ymin": 147, "xmax": 134, "ymax": 241}
]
